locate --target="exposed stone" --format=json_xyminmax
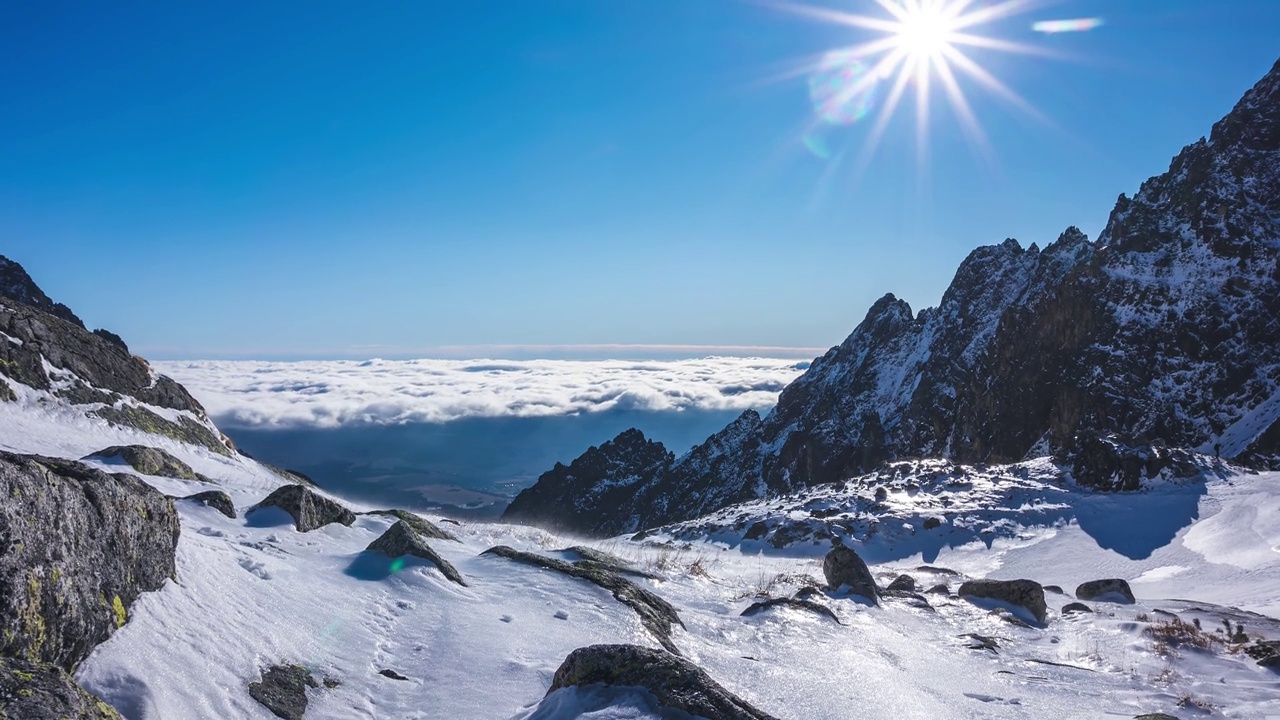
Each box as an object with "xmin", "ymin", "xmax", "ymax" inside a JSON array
[
  {"xmin": 547, "ymin": 644, "xmax": 779, "ymax": 720},
  {"xmin": 248, "ymin": 485, "xmax": 356, "ymax": 532},
  {"xmin": 925, "ymin": 583, "xmax": 950, "ymax": 595},
  {"xmin": 1043, "ymin": 585, "xmax": 1065, "ymax": 594},
  {"xmin": 90, "ymin": 405, "xmax": 229, "ymax": 457},
  {"xmin": 378, "ymin": 669, "xmax": 409, "ymax": 681},
  {"xmin": 181, "ymin": 490, "xmax": 236, "ymax": 519},
  {"xmin": 886, "ymin": 574, "xmax": 916, "ymax": 593},
  {"xmin": 248, "ymin": 665, "xmax": 317, "ymax": 720},
  {"xmin": 958, "ymin": 579, "xmax": 1048, "ymax": 625},
  {"xmin": 86, "ymin": 445, "xmax": 211, "ymax": 483},
  {"xmin": 1134, "ymin": 714, "xmax": 1181, "ymax": 720},
  {"xmin": 365, "ymin": 509, "xmax": 457, "ymax": 541},
  {"xmin": 0, "ymin": 657, "xmax": 122, "ymax": 719},
  {"xmin": 743, "ymin": 521, "xmax": 769, "ymax": 540},
  {"xmin": 740, "ymin": 597, "xmax": 840, "ymax": 624},
  {"xmin": 923, "ymin": 516, "xmax": 943, "ymax": 530},
  {"xmin": 1061, "ymin": 602, "xmax": 1093, "ymax": 615},
  {"xmin": 0, "ymin": 452, "xmax": 179, "ymax": 670},
  {"xmin": 821, "ymin": 543, "xmax": 878, "ymax": 602},
  {"xmin": 366, "ymin": 521, "xmax": 467, "ymax": 586},
  {"xmin": 1075, "ymin": 578, "xmax": 1136, "ymax": 604},
  {"xmin": 482, "ymin": 546, "xmax": 683, "ymax": 655},
  {"xmin": 1244, "ymin": 639, "xmax": 1280, "ymax": 669}
]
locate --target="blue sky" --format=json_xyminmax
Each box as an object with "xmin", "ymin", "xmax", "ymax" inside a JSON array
[{"xmin": 2, "ymin": 1, "xmax": 1278, "ymax": 359}]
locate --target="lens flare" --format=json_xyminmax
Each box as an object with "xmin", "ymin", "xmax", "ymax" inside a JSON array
[
  {"xmin": 1032, "ymin": 18, "xmax": 1104, "ymax": 34},
  {"xmin": 808, "ymin": 52, "xmax": 880, "ymax": 125}
]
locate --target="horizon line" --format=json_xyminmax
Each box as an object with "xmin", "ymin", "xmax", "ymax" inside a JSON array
[{"xmin": 141, "ymin": 342, "xmax": 832, "ymax": 362}]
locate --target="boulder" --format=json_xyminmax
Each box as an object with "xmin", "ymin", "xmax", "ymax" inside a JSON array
[
  {"xmin": 1075, "ymin": 578, "xmax": 1136, "ymax": 604},
  {"xmin": 181, "ymin": 490, "xmax": 236, "ymax": 519},
  {"xmin": 1061, "ymin": 602, "xmax": 1093, "ymax": 615},
  {"xmin": 923, "ymin": 516, "xmax": 943, "ymax": 530},
  {"xmin": 248, "ymin": 665, "xmax": 317, "ymax": 720},
  {"xmin": 248, "ymin": 485, "xmax": 355, "ymax": 532},
  {"xmin": 0, "ymin": 452, "xmax": 179, "ymax": 670},
  {"xmin": 0, "ymin": 657, "xmax": 121, "ymax": 719},
  {"xmin": 957, "ymin": 579, "xmax": 1048, "ymax": 624},
  {"xmin": 886, "ymin": 574, "xmax": 916, "ymax": 593},
  {"xmin": 925, "ymin": 583, "xmax": 950, "ymax": 595},
  {"xmin": 821, "ymin": 543, "xmax": 878, "ymax": 602},
  {"xmin": 740, "ymin": 597, "xmax": 840, "ymax": 624},
  {"xmin": 1244, "ymin": 639, "xmax": 1280, "ymax": 668},
  {"xmin": 85, "ymin": 445, "xmax": 210, "ymax": 483},
  {"xmin": 366, "ymin": 521, "xmax": 467, "ymax": 586},
  {"xmin": 547, "ymin": 644, "xmax": 780, "ymax": 720},
  {"xmin": 365, "ymin": 509, "xmax": 457, "ymax": 542},
  {"xmin": 743, "ymin": 521, "xmax": 769, "ymax": 540}
]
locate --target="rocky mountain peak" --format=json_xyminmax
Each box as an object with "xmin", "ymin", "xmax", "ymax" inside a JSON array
[{"xmin": 0, "ymin": 255, "xmax": 84, "ymax": 328}]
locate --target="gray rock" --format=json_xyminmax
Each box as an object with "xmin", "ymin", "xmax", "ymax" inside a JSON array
[
  {"xmin": 740, "ymin": 597, "xmax": 840, "ymax": 624},
  {"xmin": 89, "ymin": 405, "xmax": 229, "ymax": 457},
  {"xmin": 743, "ymin": 521, "xmax": 769, "ymax": 540},
  {"xmin": 248, "ymin": 485, "xmax": 355, "ymax": 532},
  {"xmin": 378, "ymin": 669, "xmax": 409, "ymax": 681},
  {"xmin": 365, "ymin": 509, "xmax": 457, "ymax": 541},
  {"xmin": 0, "ymin": 657, "xmax": 122, "ymax": 719},
  {"xmin": 1075, "ymin": 578, "xmax": 1136, "ymax": 604},
  {"xmin": 482, "ymin": 546, "xmax": 684, "ymax": 655},
  {"xmin": 1043, "ymin": 585, "xmax": 1065, "ymax": 594},
  {"xmin": 1134, "ymin": 714, "xmax": 1181, "ymax": 720},
  {"xmin": 1244, "ymin": 639, "xmax": 1280, "ymax": 668},
  {"xmin": 923, "ymin": 516, "xmax": 942, "ymax": 530},
  {"xmin": 547, "ymin": 644, "xmax": 780, "ymax": 720},
  {"xmin": 1061, "ymin": 602, "xmax": 1093, "ymax": 615},
  {"xmin": 366, "ymin": 521, "xmax": 467, "ymax": 586},
  {"xmin": 86, "ymin": 445, "xmax": 211, "ymax": 483},
  {"xmin": 925, "ymin": 583, "xmax": 950, "ymax": 595},
  {"xmin": 248, "ymin": 665, "xmax": 317, "ymax": 720},
  {"xmin": 822, "ymin": 544, "xmax": 878, "ymax": 602},
  {"xmin": 0, "ymin": 452, "xmax": 179, "ymax": 670},
  {"xmin": 181, "ymin": 490, "xmax": 236, "ymax": 519},
  {"xmin": 886, "ymin": 574, "xmax": 916, "ymax": 593},
  {"xmin": 958, "ymin": 579, "xmax": 1048, "ymax": 624}
]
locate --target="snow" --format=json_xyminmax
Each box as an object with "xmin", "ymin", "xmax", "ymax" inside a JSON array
[{"xmin": 2, "ymin": 381, "xmax": 1279, "ymax": 718}]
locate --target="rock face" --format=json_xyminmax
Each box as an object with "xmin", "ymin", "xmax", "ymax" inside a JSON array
[
  {"xmin": 1075, "ymin": 578, "xmax": 1137, "ymax": 604},
  {"xmin": 366, "ymin": 521, "xmax": 467, "ymax": 586},
  {"xmin": 86, "ymin": 445, "xmax": 211, "ymax": 483},
  {"xmin": 821, "ymin": 544, "xmax": 878, "ymax": 602},
  {"xmin": 0, "ymin": 452, "xmax": 180, "ymax": 670},
  {"xmin": 248, "ymin": 485, "xmax": 356, "ymax": 532},
  {"xmin": 502, "ymin": 429, "xmax": 673, "ymax": 535},
  {"xmin": 248, "ymin": 665, "xmax": 318, "ymax": 720},
  {"xmin": 547, "ymin": 644, "xmax": 779, "ymax": 720},
  {"xmin": 0, "ymin": 657, "xmax": 121, "ymax": 719},
  {"xmin": 506, "ymin": 60, "xmax": 1280, "ymax": 535},
  {"xmin": 0, "ymin": 256, "xmax": 229, "ymax": 455},
  {"xmin": 958, "ymin": 579, "xmax": 1048, "ymax": 625}
]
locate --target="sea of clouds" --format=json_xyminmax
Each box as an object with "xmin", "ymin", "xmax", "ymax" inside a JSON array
[{"xmin": 155, "ymin": 357, "xmax": 813, "ymax": 429}]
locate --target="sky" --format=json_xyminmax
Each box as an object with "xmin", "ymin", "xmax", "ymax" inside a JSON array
[{"xmin": 2, "ymin": 0, "xmax": 1279, "ymax": 360}]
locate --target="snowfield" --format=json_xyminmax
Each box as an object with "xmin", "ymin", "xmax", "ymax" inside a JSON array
[{"xmin": 2, "ymin": 388, "xmax": 1279, "ymax": 719}]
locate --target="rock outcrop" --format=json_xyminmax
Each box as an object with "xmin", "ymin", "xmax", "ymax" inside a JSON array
[
  {"xmin": 958, "ymin": 579, "xmax": 1048, "ymax": 625},
  {"xmin": 0, "ymin": 452, "xmax": 179, "ymax": 670},
  {"xmin": 506, "ymin": 60, "xmax": 1280, "ymax": 535},
  {"xmin": 1075, "ymin": 578, "xmax": 1137, "ymax": 604},
  {"xmin": 86, "ymin": 445, "xmax": 212, "ymax": 483},
  {"xmin": 0, "ymin": 657, "xmax": 121, "ymax": 719},
  {"xmin": 366, "ymin": 521, "xmax": 467, "ymax": 586},
  {"xmin": 482, "ymin": 546, "xmax": 683, "ymax": 655},
  {"xmin": 248, "ymin": 485, "xmax": 356, "ymax": 532},
  {"xmin": 364, "ymin": 509, "xmax": 457, "ymax": 542},
  {"xmin": 546, "ymin": 644, "xmax": 779, "ymax": 720}
]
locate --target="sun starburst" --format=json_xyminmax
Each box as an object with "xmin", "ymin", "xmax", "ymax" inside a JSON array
[{"xmin": 778, "ymin": 0, "xmax": 1056, "ymax": 170}]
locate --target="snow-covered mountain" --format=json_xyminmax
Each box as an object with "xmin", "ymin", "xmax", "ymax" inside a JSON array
[
  {"xmin": 3, "ymin": 58, "xmax": 1280, "ymax": 720},
  {"xmin": 505, "ymin": 58, "xmax": 1280, "ymax": 538}
]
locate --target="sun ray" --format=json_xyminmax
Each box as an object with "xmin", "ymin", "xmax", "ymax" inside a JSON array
[{"xmin": 777, "ymin": 0, "xmax": 1062, "ymax": 173}]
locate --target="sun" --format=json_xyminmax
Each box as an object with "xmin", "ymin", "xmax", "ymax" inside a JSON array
[{"xmin": 777, "ymin": 0, "xmax": 1055, "ymax": 168}]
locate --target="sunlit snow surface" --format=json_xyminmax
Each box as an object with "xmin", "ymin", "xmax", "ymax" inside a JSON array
[{"xmin": 3, "ymin": 389, "xmax": 1279, "ymax": 719}]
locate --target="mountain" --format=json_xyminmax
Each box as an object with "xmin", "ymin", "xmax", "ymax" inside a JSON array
[{"xmin": 505, "ymin": 58, "xmax": 1280, "ymax": 537}]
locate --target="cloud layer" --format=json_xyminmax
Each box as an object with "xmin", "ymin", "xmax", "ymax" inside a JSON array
[{"xmin": 155, "ymin": 357, "xmax": 812, "ymax": 429}]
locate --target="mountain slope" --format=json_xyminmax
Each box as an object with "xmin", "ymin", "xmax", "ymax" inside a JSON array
[{"xmin": 506, "ymin": 57, "xmax": 1280, "ymax": 537}]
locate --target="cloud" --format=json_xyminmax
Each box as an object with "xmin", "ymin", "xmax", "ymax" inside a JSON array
[{"xmin": 155, "ymin": 356, "xmax": 812, "ymax": 429}]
